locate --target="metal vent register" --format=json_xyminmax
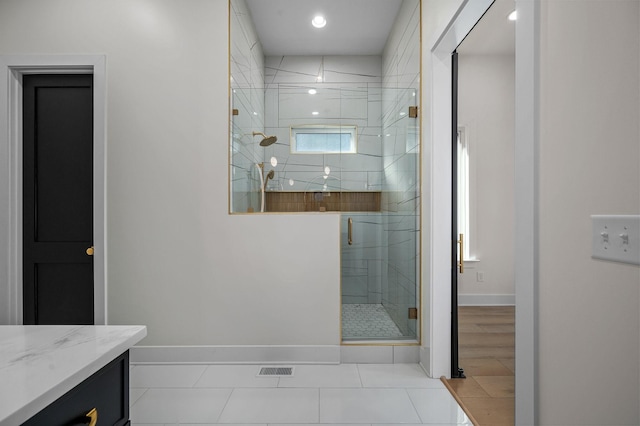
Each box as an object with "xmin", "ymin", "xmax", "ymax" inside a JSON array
[{"xmin": 257, "ymin": 367, "xmax": 294, "ymax": 377}]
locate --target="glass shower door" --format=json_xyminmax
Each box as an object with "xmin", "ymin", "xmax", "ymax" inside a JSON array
[{"xmin": 340, "ymin": 85, "xmax": 420, "ymax": 342}]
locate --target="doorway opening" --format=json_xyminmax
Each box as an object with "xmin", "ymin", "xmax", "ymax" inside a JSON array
[
  {"xmin": 0, "ymin": 56, "xmax": 106, "ymax": 325},
  {"xmin": 449, "ymin": 0, "xmax": 516, "ymax": 423}
]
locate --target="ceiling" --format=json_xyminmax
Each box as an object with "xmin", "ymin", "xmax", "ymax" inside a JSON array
[
  {"xmin": 244, "ymin": 0, "xmax": 514, "ymax": 57},
  {"xmin": 245, "ymin": 0, "xmax": 403, "ymax": 56},
  {"xmin": 457, "ymin": 0, "xmax": 515, "ymax": 55}
]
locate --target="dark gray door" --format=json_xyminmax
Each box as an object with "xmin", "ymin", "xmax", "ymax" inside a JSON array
[{"xmin": 22, "ymin": 74, "xmax": 94, "ymax": 325}]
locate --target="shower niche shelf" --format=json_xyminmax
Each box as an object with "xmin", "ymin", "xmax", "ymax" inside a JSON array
[{"xmin": 265, "ymin": 191, "xmax": 381, "ymax": 213}]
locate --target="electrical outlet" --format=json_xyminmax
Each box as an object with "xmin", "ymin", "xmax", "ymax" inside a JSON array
[
  {"xmin": 591, "ymin": 215, "xmax": 640, "ymax": 265},
  {"xmin": 476, "ymin": 271, "xmax": 485, "ymax": 282}
]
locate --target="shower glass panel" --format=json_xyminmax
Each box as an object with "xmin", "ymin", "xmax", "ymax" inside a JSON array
[
  {"xmin": 230, "ymin": 87, "xmax": 264, "ymax": 213},
  {"xmin": 341, "ymin": 85, "xmax": 420, "ymax": 342},
  {"xmin": 229, "ymin": 0, "xmax": 421, "ymax": 342}
]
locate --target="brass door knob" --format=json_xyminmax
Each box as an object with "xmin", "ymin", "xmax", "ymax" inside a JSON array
[{"xmin": 86, "ymin": 246, "xmax": 94, "ymax": 256}]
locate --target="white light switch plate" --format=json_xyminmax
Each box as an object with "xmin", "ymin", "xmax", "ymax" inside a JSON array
[{"xmin": 591, "ymin": 215, "xmax": 640, "ymax": 265}]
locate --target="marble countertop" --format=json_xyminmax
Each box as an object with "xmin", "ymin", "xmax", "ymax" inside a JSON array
[{"xmin": 0, "ymin": 325, "xmax": 147, "ymax": 425}]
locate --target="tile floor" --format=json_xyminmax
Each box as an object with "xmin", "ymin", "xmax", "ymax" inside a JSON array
[
  {"xmin": 130, "ymin": 363, "xmax": 473, "ymax": 425},
  {"xmin": 341, "ymin": 304, "xmax": 403, "ymax": 339}
]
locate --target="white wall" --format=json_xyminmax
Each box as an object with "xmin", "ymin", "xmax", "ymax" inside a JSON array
[
  {"xmin": 0, "ymin": 0, "xmax": 341, "ymax": 346},
  {"xmin": 458, "ymin": 54, "xmax": 515, "ymax": 301},
  {"xmin": 537, "ymin": 1, "xmax": 640, "ymax": 424}
]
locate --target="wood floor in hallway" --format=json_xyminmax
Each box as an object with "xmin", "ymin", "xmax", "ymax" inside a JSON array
[{"xmin": 446, "ymin": 306, "xmax": 515, "ymax": 426}]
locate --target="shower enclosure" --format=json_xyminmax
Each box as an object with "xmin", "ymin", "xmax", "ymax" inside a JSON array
[{"xmin": 230, "ymin": 0, "xmax": 421, "ymax": 342}]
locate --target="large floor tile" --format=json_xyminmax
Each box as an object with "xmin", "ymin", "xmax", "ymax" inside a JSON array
[
  {"xmin": 218, "ymin": 388, "xmax": 319, "ymax": 423},
  {"xmin": 320, "ymin": 388, "xmax": 421, "ymax": 423},
  {"xmin": 378, "ymin": 424, "xmax": 471, "ymax": 426},
  {"xmin": 406, "ymin": 388, "xmax": 472, "ymax": 424},
  {"xmin": 278, "ymin": 364, "xmax": 362, "ymax": 388},
  {"xmin": 182, "ymin": 424, "xmax": 264, "ymax": 426},
  {"xmin": 131, "ymin": 388, "xmax": 232, "ymax": 424},
  {"xmin": 194, "ymin": 364, "xmax": 279, "ymax": 388},
  {"xmin": 130, "ymin": 364, "xmax": 207, "ymax": 388},
  {"xmin": 129, "ymin": 423, "xmax": 165, "ymax": 426},
  {"xmin": 358, "ymin": 363, "xmax": 443, "ymax": 388}
]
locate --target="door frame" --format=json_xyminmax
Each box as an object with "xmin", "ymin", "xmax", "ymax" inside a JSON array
[
  {"xmin": 427, "ymin": 0, "xmax": 539, "ymax": 424},
  {"xmin": 0, "ymin": 55, "xmax": 107, "ymax": 325}
]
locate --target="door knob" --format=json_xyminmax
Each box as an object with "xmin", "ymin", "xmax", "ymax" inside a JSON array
[{"xmin": 86, "ymin": 246, "xmax": 94, "ymax": 256}]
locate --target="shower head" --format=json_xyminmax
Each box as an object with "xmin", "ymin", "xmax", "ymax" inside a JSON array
[{"xmin": 252, "ymin": 131, "xmax": 278, "ymax": 147}]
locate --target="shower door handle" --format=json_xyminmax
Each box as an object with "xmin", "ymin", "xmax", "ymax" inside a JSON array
[{"xmin": 348, "ymin": 217, "xmax": 353, "ymax": 245}]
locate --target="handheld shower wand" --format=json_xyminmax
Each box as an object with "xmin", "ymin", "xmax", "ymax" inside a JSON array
[{"xmin": 255, "ymin": 164, "xmax": 275, "ymax": 212}]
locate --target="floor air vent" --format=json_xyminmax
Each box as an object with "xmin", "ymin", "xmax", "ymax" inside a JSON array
[{"xmin": 257, "ymin": 367, "xmax": 294, "ymax": 377}]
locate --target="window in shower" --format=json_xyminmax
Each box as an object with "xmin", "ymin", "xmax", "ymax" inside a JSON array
[{"xmin": 290, "ymin": 125, "xmax": 357, "ymax": 154}]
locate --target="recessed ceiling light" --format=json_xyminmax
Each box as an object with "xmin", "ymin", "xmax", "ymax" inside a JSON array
[
  {"xmin": 308, "ymin": 89, "xmax": 317, "ymax": 95},
  {"xmin": 312, "ymin": 15, "xmax": 327, "ymax": 28},
  {"xmin": 508, "ymin": 10, "xmax": 517, "ymax": 21},
  {"xmin": 312, "ymin": 111, "xmax": 319, "ymax": 115}
]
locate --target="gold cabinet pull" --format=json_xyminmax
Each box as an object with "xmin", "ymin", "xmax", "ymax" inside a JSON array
[
  {"xmin": 85, "ymin": 408, "xmax": 98, "ymax": 426},
  {"xmin": 86, "ymin": 246, "xmax": 94, "ymax": 256},
  {"xmin": 458, "ymin": 233, "xmax": 464, "ymax": 274},
  {"xmin": 348, "ymin": 217, "xmax": 353, "ymax": 245}
]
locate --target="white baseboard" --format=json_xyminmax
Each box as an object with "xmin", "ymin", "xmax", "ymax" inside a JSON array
[
  {"xmin": 458, "ymin": 294, "xmax": 515, "ymax": 306},
  {"xmin": 339, "ymin": 345, "xmax": 419, "ymax": 364},
  {"xmin": 130, "ymin": 345, "xmax": 341, "ymax": 364},
  {"xmin": 130, "ymin": 344, "xmax": 421, "ymax": 365}
]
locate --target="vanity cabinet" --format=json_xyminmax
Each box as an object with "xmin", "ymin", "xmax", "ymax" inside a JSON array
[{"xmin": 22, "ymin": 352, "xmax": 130, "ymax": 426}]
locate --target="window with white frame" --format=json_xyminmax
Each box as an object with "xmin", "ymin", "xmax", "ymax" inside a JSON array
[
  {"xmin": 290, "ymin": 125, "xmax": 357, "ymax": 154},
  {"xmin": 457, "ymin": 126, "xmax": 471, "ymax": 260}
]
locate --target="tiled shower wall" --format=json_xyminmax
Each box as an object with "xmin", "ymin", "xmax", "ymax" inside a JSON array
[
  {"xmin": 262, "ymin": 55, "xmax": 384, "ymax": 193},
  {"xmin": 380, "ymin": 0, "xmax": 421, "ymax": 337},
  {"xmin": 230, "ymin": 0, "xmax": 264, "ymax": 213}
]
